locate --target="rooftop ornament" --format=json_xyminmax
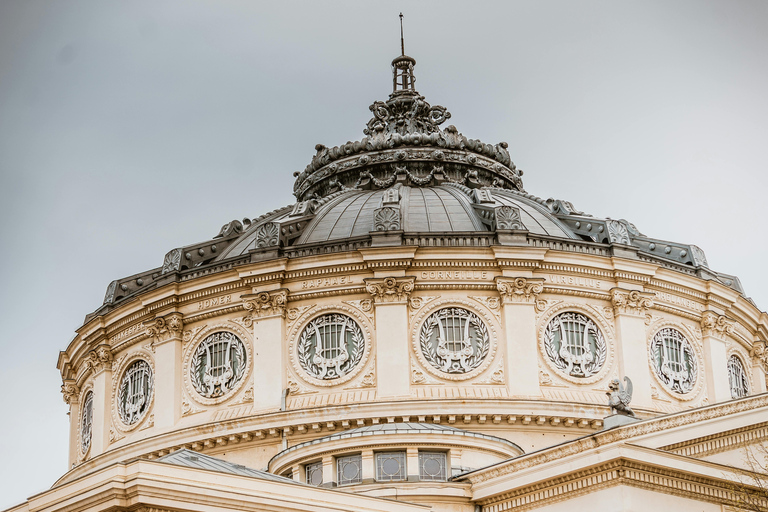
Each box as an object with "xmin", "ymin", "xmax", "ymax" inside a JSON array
[{"xmin": 291, "ymin": 14, "xmax": 523, "ymax": 202}]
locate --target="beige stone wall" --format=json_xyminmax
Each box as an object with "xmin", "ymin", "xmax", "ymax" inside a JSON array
[{"xmin": 57, "ymin": 244, "xmax": 768, "ymax": 483}]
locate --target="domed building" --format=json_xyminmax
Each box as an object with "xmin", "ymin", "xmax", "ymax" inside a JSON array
[{"xmin": 9, "ymin": 49, "xmax": 768, "ymax": 512}]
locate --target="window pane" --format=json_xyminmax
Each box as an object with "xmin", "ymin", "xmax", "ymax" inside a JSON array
[
  {"xmin": 419, "ymin": 452, "xmax": 447, "ymax": 481},
  {"xmin": 337, "ymin": 455, "xmax": 362, "ymax": 485},
  {"xmin": 376, "ymin": 452, "xmax": 406, "ymax": 481},
  {"xmin": 305, "ymin": 461, "xmax": 323, "ymax": 486}
]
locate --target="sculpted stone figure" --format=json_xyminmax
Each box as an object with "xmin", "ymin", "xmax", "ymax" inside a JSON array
[{"xmin": 607, "ymin": 376, "xmax": 635, "ymax": 417}]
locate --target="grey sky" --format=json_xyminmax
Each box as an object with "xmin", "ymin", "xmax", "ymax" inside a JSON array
[{"xmin": 1, "ymin": 1, "xmax": 766, "ymax": 506}]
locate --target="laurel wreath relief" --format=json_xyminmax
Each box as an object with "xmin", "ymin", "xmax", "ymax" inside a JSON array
[
  {"xmin": 419, "ymin": 308, "xmax": 490, "ymax": 374},
  {"xmin": 297, "ymin": 314, "xmax": 365, "ymax": 380},
  {"xmin": 544, "ymin": 312, "xmax": 606, "ymax": 378},
  {"xmin": 190, "ymin": 332, "xmax": 247, "ymax": 398}
]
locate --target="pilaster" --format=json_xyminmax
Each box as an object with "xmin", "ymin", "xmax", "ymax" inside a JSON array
[
  {"xmin": 85, "ymin": 344, "xmax": 113, "ymax": 456},
  {"xmin": 61, "ymin": 380, "xmax": 80, "ymax": 468},
  {"xmin": 751, "ymin": 341, "xmax": 768, "ymax": 393},
  {"xmin": 496, "ymin": 277, "xmax": 544, "ymax": 398},
  {"xmin": 321, "ymin": 455, "xmax": 335, "ymax": 488},
  {"xmin": 243, "ymin": 289, "xmax": 288, "ymax": 412},
  {"xmin": 700, "ymin": 311, "xmax": 734, "ymax": 403},
  {"xmin": 366, "ymin": 276, "xmax": 414, "ymax": 399},
  {"xmin": 144, "ymin": 312, "xmax": 184, "ymax": 429},
  {"xmin": 611, "ymin": 288, "xmax": 654, "ymax": 408},
  {"xmin": 406, "ymin": 447, "xmax": 419, "ymax": 482},
  {"xmin": 361, "ymin": 449, "xmax": 375, "ymax": 482}
]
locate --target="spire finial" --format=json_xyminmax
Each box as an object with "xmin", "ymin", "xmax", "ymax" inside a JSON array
[{"xmin": 399, "ymin": 13, "xmax": 405, "ymax": 56}]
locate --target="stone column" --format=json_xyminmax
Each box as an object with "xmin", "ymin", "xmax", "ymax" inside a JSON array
[
  {"xmin": 751, "ymin": 341, "xmax": 768, "ymax": 394},
  {"xmin": 87, "ymin": 345, "xmax": 113, "ymax": 457},
  {"xmin": 496, "ymin": 277, "xmax": 544, "ymax": 398},
  {"xmin": 366, "ymin": 277, "xmax": 414, "ymax": 400},
  {"xmin": 144, "ymin": 313, "xmax": 184, "ymax": 429},
  {"xmin": 700, "ymin": 311, "xmax": 734, "ymax": 403},
  {"xmin": 321, "ymin": 455, "xmax": 335, "ymax": 488},
  {"xmin": 243, "ymin": 289, "xmax": 288, "ymax": 412},
  {"xmin": 611, "ymin": 289, "xmax": 655, "ymax": 409},
  {"xmin": 361, "ymin": 449, "xmax": 375, "ymax": 483},
  {"xmin": 406, "ymin": 447, "xmax": 420, "ymax": 482},
  {"xmin": 61, "ymin": 380, "xmax": 80, "ymax": 468}
]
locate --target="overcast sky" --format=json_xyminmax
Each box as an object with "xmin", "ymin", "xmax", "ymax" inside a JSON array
[{"xmin": 1, "ymin": 1, "xmax": 766, "ymax": 506}]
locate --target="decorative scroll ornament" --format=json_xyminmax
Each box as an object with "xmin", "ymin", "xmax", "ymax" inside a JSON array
[
  {"xmin": 606, "ymin": 219, "xmax": 631, "ymax": 244},
  {"xmin": 751, "ymin": 341, "xmax": 768, "ymax": 373},
  {"xmin": 61, "ymin": 381, "xmax": 80, "ymax": 405},
  {"xmin": 190, "ymin": 332, "xmax": 247, "ymax": 399},
  {"xmin": 117, "ymin": 359, "xmax": 154, "ymax": 426},
  {"xmin": 373, "ymin": 207, "xmax": 401, "ymax": 231},
  {"xmin": 297, "ymin": 314, "xmax": 365, "ymax": 380},
  {"xmin": 495, "ymin": 206, "xmax": 524, "ymax": 230},
  {"xmin": 700, "ymin": 311, "xmax": 734, "ymax": 339},
  {"xmin": 419, "ymin": 307, "xmax": 490, "ymax": 374},
  {"xmin": 543, "ymin": 312, "xmax": 606, "ymax": 378},
  {"xmin": 144, "ymin": 314, "xmax": 183, "ymax": 343},
  {"xmin": 80, "ymin": 390, "xmax": 94, "ymax": 454},
  {"xmin": 496, "ymin": 277, "xmax": 544, "ymax": 304},
  {"xmin": 255, "ymin": 222, "xmax": 280, "ymax": 248},
  {"xmin": 242, "ymin": 290, "xmax": 288, "ymax": 324},
  {"xmin": 611, "ymin": 289, "xmax": 654, "ymax": 316},
  {"xmin": 365, "ymin": 277, "xmax": 414, "ymax": 304},
  {"xmin": 86, "ymin": 345, "xmax": 113, "ymax": 374},
  {"xmin": 650, "ymin": 327, "xmax": 698, "ymax": 394},
  {"xmin": 161, "ymin": 248, "xmax": 182, "ymax": 274}
]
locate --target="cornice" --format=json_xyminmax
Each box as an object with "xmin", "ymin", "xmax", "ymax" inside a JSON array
[
  {"xmin": 659, "ymin": 420, "xmax": 768, "ymax": 458},
  {"xmin": 462, "ymin": 393, "xmax": 768, "ymax": 484},
  {"xmin": 475, "ymin": 457, "xmax": 767, "ymax": 512}
]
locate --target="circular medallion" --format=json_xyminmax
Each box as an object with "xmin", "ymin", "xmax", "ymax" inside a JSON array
[
  {"xmin": 117, "ymin": 359, "xmax": 154, "ymax": 426},
  {"xmin": 297, "ymin": 313, "xmax": 365, "ymax": 380},
  {"xmin": 649, "ymin": 327, "xmax": 698, "ymax": 394},
  {"xmin": 543, "ymin": 312, "xmax": 607, "ymax": 379},
  {"xmin": 419, "ymin": 307, "xmax": 490, "ymax": 375},
  {"xmin": 80, "ymin": 390, "xmax": 93, "ymax": 455},
  {"xmin": 190, "ymin": 332, "xmax": 247, "ymax": 399}
]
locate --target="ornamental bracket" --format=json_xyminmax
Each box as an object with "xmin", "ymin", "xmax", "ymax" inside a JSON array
[
  {"xmin": 611, "ymin": 288, "xmax": 654, "ymax": 316},
  {"xmin": 495, "ymin": 277, "xmax": 545, "ymax": 304},
  {"xmin": 242, "ymin": 289, "xmax": 289, "ymax": 324},
  {"xmin": 365, "ymin": 276, "xmax": 415, "ymax": 305},
  {"xmin": 700, "ymin": 311, "xmax": 734, "ymax": 340}
]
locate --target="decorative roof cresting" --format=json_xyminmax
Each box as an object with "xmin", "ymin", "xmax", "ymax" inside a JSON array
[{"xmin": 292, "ymin": 17, "xmax": 523, "ymax": 202}]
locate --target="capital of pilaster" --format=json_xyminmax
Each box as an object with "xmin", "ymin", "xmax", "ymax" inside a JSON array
[
  {"xmin": 365, "ymin": 276, "xmax": 415, "ymax": 305},
  {"xmin": 84, "ymin": 343, "xmax": 113, "ymax": 374},
  {"xmin": 700, "ymin": 311, "xmax": 734, "ymax": 339},
  {"xmin": 242, "ymin": 289, "xmax": 288, "ymax": 323},
  {"xmin": 751, "ymin": 341, "xmax": 768, "ymax": 373},
  {"xmin": 611, "ymin": 288, "xmax": 654, "ymax": 316},
  {"xmin": 495, "ymin": 277, "xmax": 544, "ymax": 304},
  {"xmin": 143, "ymin": 312, "xmax": 184, "ymax": 345},
  {"xmin": 61, "ymin": 380, "xmax": 80, "ymax": 405}
]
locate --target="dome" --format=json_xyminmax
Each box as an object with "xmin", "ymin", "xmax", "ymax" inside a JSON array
[{"xmin": 50, "ymin": 40, "xmax": 768, "ymax": 512}]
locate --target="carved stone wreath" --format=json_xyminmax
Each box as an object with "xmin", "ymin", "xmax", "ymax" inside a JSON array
[
  {"xmin": 412, "ymin": 300, "xmax": 497, "ymax": 382},
  {"xmin": 649, "ymin": 326, "xmax": 699, "ymax": 396},
  {"xmin": 289, "ymin": 305, "xmax": 372, "ymax": 387},
  {"xmin": 538, "ymin": 303, "xmax": 613, "ymax": 385},
  {"xmin": 543, "ymin": 312, "xmax": 606, "ymax": 379},
  {"xmin": 116, "ymin": 357, "xmax": 154, "ymax": 428},
  {"xmin": 79, "ymin": 387, "xmax": 94, "ymax": 457},
  {"xmin": 110, "ymin": 350, "xmax": 155, "ymax": 433},
  {"xmin": 190, "ymin": 333, "xmax": 246, "ymax": 398},
  {"xmin": 183, "ymin": 322, "xmax": 252, "ymax": 406}
]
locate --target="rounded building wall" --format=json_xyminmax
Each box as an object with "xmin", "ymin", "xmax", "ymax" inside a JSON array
[{"xmin": 56, "ymin": 242, "xmax": 768, "ymax": 486}]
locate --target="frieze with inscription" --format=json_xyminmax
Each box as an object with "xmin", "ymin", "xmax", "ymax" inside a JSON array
[
  {"xmin": 420, "ymin": 271, "xmax": 490, "ymax": 280},
  {"xmin": 300, "ymin": 275, "xmax": 355, "ymax": 290},
  {"xmin": 654, "ymin": 291, "xmax": 704, "ymax": 312},
  {"xmin": 196, "ymin": 294, "xmax": 232, "ymax": 310},
  {"xmin": 545, "ymin": 275, "xmax": 603, "ymax": 289}
]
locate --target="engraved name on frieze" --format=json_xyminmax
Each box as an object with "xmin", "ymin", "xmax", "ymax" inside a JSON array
[
  {"xmin": 110, "ymin": 322, "xmax": 146, "ymax": 343},
  {"xmin": 420, "ymin": 270, "xmax": 489, "ymax": 280},
  {"xmin": 654, "ymin": 291, "xmax": 705, "ymax": 312},
  {"xmin": 196, "ymin": 294, "xmax": 232, "ymax": 310},
  {"xmin": 546, "ymin": 275, "xmax": 603, "ymax": 289},
  {"xmin": 300, "ymin": 275, "xmax": 355, "ymax": 290}
]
